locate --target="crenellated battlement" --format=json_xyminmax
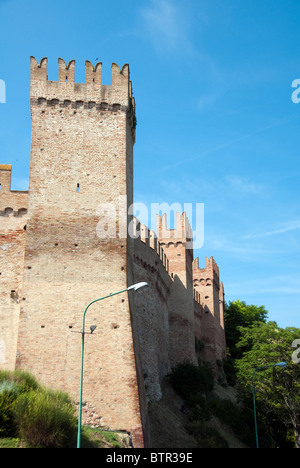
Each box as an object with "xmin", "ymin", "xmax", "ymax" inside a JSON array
[
  {"xmin": 0, "ymin": 165, "xmax": 28, "ymax": 213},
  {"xmin": 85, "ymin": 60, "xmax": 102, "ymax": 86},
  {"xmin": 30, "ymin": 57, "xmax": 132, "ymax": 89},
  {"xmin": 30, "ymin": 57, "xmax": 47, "ymax": 81},
  {"xmin": 30, "ymin": 57, "xmax": 136, "ymax": 133},
  {"xmin": 156, "ymin": 212, "xmax": 193, "ymax": 245},
  {"xmin": 193, "ymin": 256, "xmax": 220, "ymax": 285},
  {"xmin": 0, "ymin": 164, "xmax": 12, "ymax": 193},
  {"xmin": 132, "ymin": 217, "xmax": 169, "ymax": 273}
]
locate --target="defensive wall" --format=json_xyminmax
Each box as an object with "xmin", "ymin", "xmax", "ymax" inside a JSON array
[{"xmin": 0, "ymin": 57, "xmax": 226, "ymax": 448}]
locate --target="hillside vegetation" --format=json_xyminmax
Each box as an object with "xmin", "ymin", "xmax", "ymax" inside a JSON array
[{"xmin": 148, "ymin": 362, "xmax": 249, "ymax": 448}]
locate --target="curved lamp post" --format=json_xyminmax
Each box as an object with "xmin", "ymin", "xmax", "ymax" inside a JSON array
[
  {"xmin": 77, "ymin": 282, "xmax": 149, "ymax": 448},
  {"xmin": 252, "ymin": 361, "xmax": 287, "ymax": 448}
]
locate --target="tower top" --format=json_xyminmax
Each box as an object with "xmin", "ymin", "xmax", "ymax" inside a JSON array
[
  {"xmin": 30, "ymin": 57, "xmax": 136, "ymax": 138},
  {"xmin": 156, "ymin": 212, "xmax": 193, "ymax": 244},
  {"xmin": 193, "ymin": 256, "xmax": 220, "ymax": 284},
  {"xmin": 0, "ymin": 164, "xmax": 12, "ymax": 171},
  {"xmin": 30, "ymin": 57, "xmax": 135, "ymax": 107}
]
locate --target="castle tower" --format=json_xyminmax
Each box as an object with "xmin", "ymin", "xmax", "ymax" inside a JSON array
[
  {"xmin": 192, "ymin": 256, "xmax": 226, "ymax": 363},
  {"xmin": 0, "ymin": 165, "xmax": 28, "ymax": 370},
  {"xmin": 219, "ymin": 281, "xmax": 226, "ymax": 357},
  {"xmin": 157, "ymin": 212, "xmax": 197, "ymax": 366},
  {"xmin": 15, "ymin": 57, "xmax": 148, "ymax": 447}
]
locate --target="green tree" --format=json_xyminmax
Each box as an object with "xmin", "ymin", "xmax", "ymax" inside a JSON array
[
  {"xmin": 224, "ymin": 300, "xmax": 268, "ymax": 359},
  {"xmin": 235, "ymin": 321, "xmax": 300, "ymax": 448}
]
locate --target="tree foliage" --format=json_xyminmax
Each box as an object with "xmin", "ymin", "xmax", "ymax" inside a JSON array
[
  {"xmin": 235, "ymin": 321, "xmax": 300, "ymax": 448},
  {"xmin": 224, "ymin": 300, "xmax": 268, "ymax": 359},
  {"xmin": 224, "ymin": 299, "xmax": 300, "ymax": 447}
]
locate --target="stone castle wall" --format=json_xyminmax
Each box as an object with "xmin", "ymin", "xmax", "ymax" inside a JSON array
[
  {"xmin": 0, "ymin": 165, "xmax": 28, "ymax": 370},
  {"xmin": 0, "ymin": 57, "xmax": 226, "ymax": 448}
]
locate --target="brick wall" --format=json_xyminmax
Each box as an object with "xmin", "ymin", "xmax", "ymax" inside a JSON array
[
  {"xmin": 0, "ymin": 165, "xmax": 28, "ymax": 369},
  {"xmin": 132, "ymin": 220, "xmax": 172, "ymax": 403},
  {"xmin": 15, "ymin": 58, "xmax": 146, "ymax": 447},
  {"xmin": 157, "ymin": 213, "xmax": 197, "ymax": 366},
  {"xmin": 0, "ymin": 57, "xmax": 227, "ymax": 448}
]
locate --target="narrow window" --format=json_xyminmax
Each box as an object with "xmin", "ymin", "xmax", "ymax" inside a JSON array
[
  {"xmin": 77, "ymin": 183, "xmax": 80, "ymax": 192},
  {"xmin": 0, "ymin": 183, "xmax": 1, "ymax": 191}
]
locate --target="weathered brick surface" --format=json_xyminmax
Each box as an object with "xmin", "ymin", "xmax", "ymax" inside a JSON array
[
  {"xmin": 132, "ymin": 221, "xmax": 172, "ymax": 402},
  {"xmin": 0, "ymin": 57, "xmax": 227, "ymax": 449},
  {"xmin": 156, "ymin": 213, "xmax": 197, "ymax": 367},
  {"xmin": 193, "ymin": 257, "xmax": 226, "ymax": 363},
  {"xmin": 15, "ymin": 57, "xmax": 145, "ymax": 448},
  {"xmin": 0, "ymin": 165, "xmax": 28, "ymax": 370}
]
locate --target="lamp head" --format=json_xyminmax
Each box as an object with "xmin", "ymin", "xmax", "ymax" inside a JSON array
[
  {"xmin": 275, "ymin": 362, "xmax": 287, "ymax": 368},
  {"xmin": 90, "ymin": 325, "xmax": 97, "ymax": 334},
  {"xmin": 127, "ymin": 282, "xmax": 149, "ymax": 292}
]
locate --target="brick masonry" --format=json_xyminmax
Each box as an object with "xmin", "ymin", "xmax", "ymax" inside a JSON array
[{"xmin": 0, "ymin": 57, "xmax": 226, "ymax": 448}]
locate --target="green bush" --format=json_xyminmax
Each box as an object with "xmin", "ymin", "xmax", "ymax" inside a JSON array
[
  {"xmin": 0, "ymin": 391, "xmax": 18, "ymax": 437},
  {"xmin": 188, "ymin": 393, "xmax": 211, "ymax": 421},
  {"xmin": 208, "ymin": 397, "xmax": 240, "ymax": 427},
  {"xmin": 0, "ymin": 370, "xmax": 40, "ymax": 393},
  {"xmin": 222, "ymin": 358, "xmax": 237, "ymax": 386},
  {"xmin": 13, "ymin": 388, "xmax": 77, "ymax": 448},
  {"xmin": 0, "ymin": 371, "xmax": 41, "ymax": 439},
  {"xmin": 169, "ymin": 361, "xmax": 214, "ymax": 400}
]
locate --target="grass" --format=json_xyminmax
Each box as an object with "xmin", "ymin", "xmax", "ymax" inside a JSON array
[
  {"xmin": 0, "ymin": 438, "xmax": 24, "ymax": 448},
  {"xmin": 0, "ymin": 428, "xmax": 129, "ymax": 449},
  {"xmin": 81, "ymin": 427, "xmax": 128, "ymax": 448}
]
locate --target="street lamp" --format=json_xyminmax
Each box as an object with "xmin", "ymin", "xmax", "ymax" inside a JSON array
[
  {"xmin": 77, "ymin": 281, "xmax": 149, "ymax": 448},
  {"xmin": 252, "ymin": 361, "xmax": 287, "ymax": 448}
]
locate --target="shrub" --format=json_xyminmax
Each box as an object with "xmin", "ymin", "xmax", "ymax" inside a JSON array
[
  {"xmin": 14, "ymin": 388, "xmax": 77, "ymax": 448},
  {"xmin": 11, "ymin": 370, "xmax": 40, "ymax": 392},
  {"xmin": 0, "ymin": 378, "xmax": 23, "ymax": 437},
  {"xmin": 169, "ymin": 361, "xmax": 214, "ymax": 400},
  {"xmin": 188, "ymin": 394, "xmax": 211, "ymax": 421},
  {"xmin": 0, "ymin": 371, "xmax": 41, "ymax": 439},
  {"xmin": 0, "ymin": 391, "xmax": 17, "ymax": 437},
  {"xmin": 222, "ymin": 358, "xmax": 237, "ymax": 386},
  {"xmin": 0, "ymin": 370, "xmax": 40, "ymax": 393},
  {"xmin": 208, "ymin": 397, "xmax": 240, "ymax": 428}
]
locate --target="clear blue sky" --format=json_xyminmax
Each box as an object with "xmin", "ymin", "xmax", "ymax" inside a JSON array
[{"xmin": 1, "ymin": 0, "xmax": 300, "ymax": 328}]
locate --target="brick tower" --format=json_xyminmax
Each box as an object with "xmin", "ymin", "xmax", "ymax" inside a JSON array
[
  {"xmin": 15, "ymin": 57, "xmax": 148, "ymax": 447},
  {"xmin": 192, "ymin": 256, "xmax": 226, "ymax": 363},
  {"xmin": 157, "ymin": 212, "xmax": 197, "ymax": 366}
]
